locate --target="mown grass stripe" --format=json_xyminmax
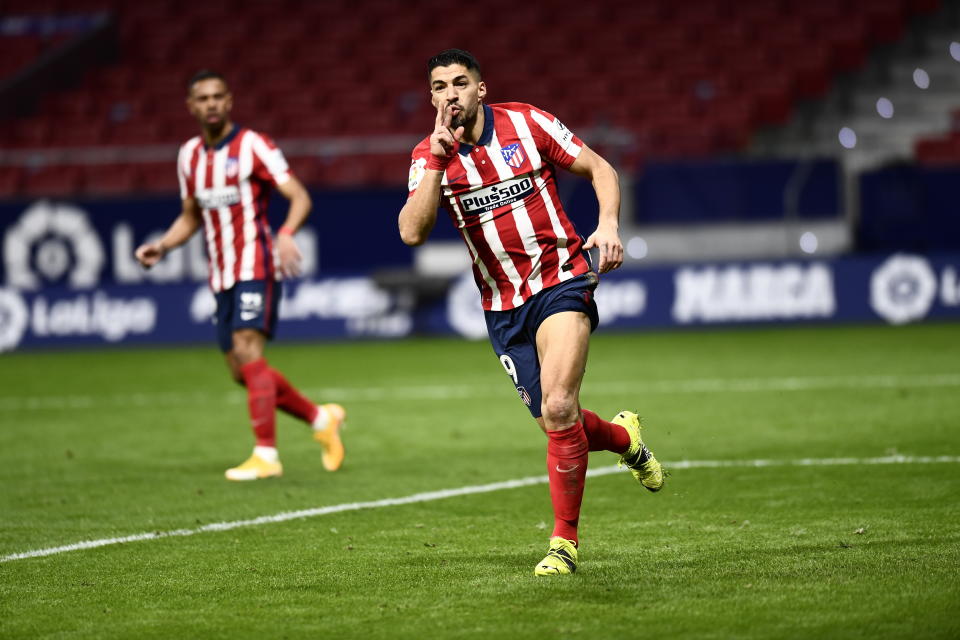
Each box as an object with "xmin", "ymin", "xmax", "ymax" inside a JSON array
[
  {"xmin": 1, "ymin": 373, "xmax": 958, "ymax": 411},
  {"xmin": 3, "ymin": 454, "xmax": 958, "ymax": 564}
]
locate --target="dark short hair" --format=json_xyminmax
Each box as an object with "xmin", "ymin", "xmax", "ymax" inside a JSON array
[
  {"xmin": 428, "ymin": 49, "xmax": 482, "ymax": 79},
  {"xmin": 187, "ymin": 69, "xmax": 227, "ymax": 93}
]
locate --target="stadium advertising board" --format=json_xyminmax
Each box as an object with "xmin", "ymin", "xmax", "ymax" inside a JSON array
[
  {"xmin": 3, "ymin": 252, "xmax": 958, "ymax": 352},
  {"xmin": 1, "ymin": 199, "xmax": 958, "ymax": 351}
]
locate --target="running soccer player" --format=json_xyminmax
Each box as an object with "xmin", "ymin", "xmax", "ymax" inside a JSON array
[
  {"xmin": 135, "ymin": 70, "xmax": 345, "ymax": 481},
  {"xmin": 399, "ymin": 49, "xmax": 664, "ymax": 576}
]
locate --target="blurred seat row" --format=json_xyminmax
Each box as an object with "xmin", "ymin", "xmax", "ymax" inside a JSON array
[
  {"xmin": 0, "ymin": 0, "xmax": 944, "ymax": 196},
  {"xmin": 0, "ymin": 152, "xmax": 411, "ymax": 197}
]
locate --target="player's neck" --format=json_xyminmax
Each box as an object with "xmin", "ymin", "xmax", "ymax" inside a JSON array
[{"xmin": 203, "ymin": 121, "xmax": 234, "ymax": 148}]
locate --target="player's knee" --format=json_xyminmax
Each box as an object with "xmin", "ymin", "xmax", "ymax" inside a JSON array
[
  {"xmin": 541, "ymin": 392, "xmax": 578, "ymax": 427},
  {"xmin": 231, "ymin": 331, "xmax": 263, "ymax": 365}
]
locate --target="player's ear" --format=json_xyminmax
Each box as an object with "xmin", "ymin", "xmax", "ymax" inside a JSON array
[{"xmin": 477, "ymin": 80, "xmax": 487, "ymax": 101}]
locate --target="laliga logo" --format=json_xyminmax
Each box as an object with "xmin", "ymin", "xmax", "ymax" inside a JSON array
[
  {"xmin": 3, "ymin": 201, "xmax": 104, "ymax": 290},
  {"xmin": 870, "ymin": 254, "xmax": 937, "ymax": 325},
  {"xmin": 0, "ymin": 288, "xmax": 29, "ymax": 352}
]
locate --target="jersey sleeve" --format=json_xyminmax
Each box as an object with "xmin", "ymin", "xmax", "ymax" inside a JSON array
[
  {"xmin": 177, "ymin": 143, "xmax": 194, "ymax": 200},
  {"xmin": 406, "ymin": 139, "xmax": 432, "ymax": 198},
  {"xmin": 250, "ymin": 132, "xmax": 292, "ymax": 186},
  {"xmin": 526, "ymin": 105, "xmax": 583, "ymax": 169}
]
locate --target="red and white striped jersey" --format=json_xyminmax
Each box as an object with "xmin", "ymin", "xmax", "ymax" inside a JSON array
[
  {"xmin": 177, "ymin": 126, "xmax": 291, "ymax": 293},
  {"xmin": 408, "ymin": 102, "xmax": 591, "ymax": 311}
]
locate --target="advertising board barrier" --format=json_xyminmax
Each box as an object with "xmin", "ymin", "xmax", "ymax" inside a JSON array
[{"xmin": 2, "ymin": 251, "xmax": 958, "ymax": 352}]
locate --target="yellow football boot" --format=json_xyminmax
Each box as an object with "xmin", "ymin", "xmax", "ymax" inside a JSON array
[
  {"xmin": 612, "ymin": 410, "xmax": 665, "ymax": 492},
  {"xmin": 313, "ymin": 403, "xmax": 346, "ymax": 471},
  {"xmin": 224, "ymin": 452, "xmax": 282, "ymax": 481},
  {"xmin": 534, "ymin": 537, "xmax": 579, "ymax": 576}
]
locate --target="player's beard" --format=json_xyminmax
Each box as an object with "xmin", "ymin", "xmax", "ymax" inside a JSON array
[
  {"xmin": 204, "ymin": 116, "xmax": 227, "ymax": 136},
  {"xmin": 451, "ymin": 105, "xmax": 474, "ymax": 131}
]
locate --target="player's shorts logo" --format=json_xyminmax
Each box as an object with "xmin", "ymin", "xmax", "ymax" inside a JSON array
[
  {"xmin": 500, "ymin": 143, "xmax": 526, "ymax": 169},
  {"xmin": 239, "ymin": 291, "xmax": 264, "ymax": 321},
  {"xmin": 516, "ymin": 385, "xmax": 532, "ymax": 406}
]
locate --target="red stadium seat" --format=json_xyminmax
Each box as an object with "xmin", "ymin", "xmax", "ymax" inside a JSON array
[
  {"xmin": 10, "ymin": 118, "xmax": 52, "ymax": 148},
  {"xmin": 139, "ymin": 162, "xmax": 179, "ymax": 194},
  {"xmin": 48, "ymin": 123, "xmax": 109, "ymax": 147},
  {"xmin": 83, "ymin": 164, "xmax": 142, "ymax": 196},
  {"xmin": 916, "ymin": 133, "xmax": 960, "ymax": 166},
  {"xmin": 22, "ymin": 166, "xmax": 84, "ymax": 198},
  {"xmin": 0, "ymin": 168, "xmax": 25, "ymax": 198},
  {"xmin": 0, "ymin": 0, "xmax": 928, "ymax": 185}
]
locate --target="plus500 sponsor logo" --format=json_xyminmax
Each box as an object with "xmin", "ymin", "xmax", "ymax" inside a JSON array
[
  {"xmin": 458, "ymin": 175, "xmax": 535, "ymax": 216},
  {"xmin": 195, "ymin": 186, "xmax": 241, "ymax": 210}
]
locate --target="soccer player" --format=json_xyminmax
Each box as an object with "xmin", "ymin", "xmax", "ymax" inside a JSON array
[
  {"xmin": 399, "ymin": 50, "xmax": 665, "ymax": 576},
  {"xmin": 135, "ymin": 70, "xmax": 345, "ymax": 481}
]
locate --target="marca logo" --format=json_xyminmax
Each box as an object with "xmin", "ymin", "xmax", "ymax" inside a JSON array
[
  {"xmin": 500, "ymin": 143, "xmax": 526, "ymax": 169},
  {"xmin": 459, "ymin": 174, "xmax": 535, "ymax": 215},
  {"xmin": 196, "ymin": 186, "xmax": 241, "ymax": 210},
  {"xmin": 672, "ymin": 262, "xmax": 836, "ymax": 323}
]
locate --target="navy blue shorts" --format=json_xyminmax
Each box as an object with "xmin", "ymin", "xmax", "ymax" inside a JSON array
[
  {"xmin": 484, "ymin": 272, "xmax": 599, "ymax": 418},
  {"xmin": 213, "ymin": 279, "xmax": 281, "ymax": 353}
]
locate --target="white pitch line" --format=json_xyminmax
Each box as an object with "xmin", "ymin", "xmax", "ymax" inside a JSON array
[
  {"xmin": 3, "ymin": 454, "xmax": 959, "ymax": 564},
  {"xmin": 1, "ymin": 373, "xmax": 959, "ymax": 412}
]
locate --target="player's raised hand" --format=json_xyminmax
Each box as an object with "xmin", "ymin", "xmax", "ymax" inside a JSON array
[
  {"xmin": 429, "ymin": 101, "xmax": 463, "ymax": 159},
  {"xmin": 134, "ymin": 242, "xmax": 165, "ymax": 269},
  {"xmin": 583, "ymin": 226, "xmax": 623, "ymax": 274},
  {"xmin": 276, "ymin": 233, "xmax": 303, "ymax": 278}
]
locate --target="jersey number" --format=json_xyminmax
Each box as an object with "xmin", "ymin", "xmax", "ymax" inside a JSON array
[{"xmin": 499, "ymin": 354, "xmax": 518, "ymax": 385}]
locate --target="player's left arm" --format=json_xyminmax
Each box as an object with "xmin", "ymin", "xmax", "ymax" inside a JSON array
[
  {"xmin": 274, "ymin": 175, "xmax": 312, "ymax": 278},
  {"xmin": 567, "ymin": 144, "xmax": 623, "ymax": 274}
]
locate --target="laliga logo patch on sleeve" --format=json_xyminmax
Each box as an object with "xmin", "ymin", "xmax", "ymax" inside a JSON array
[{"xmin": 408, "ymin": 157, "xmax": 427, "ymax": 191}]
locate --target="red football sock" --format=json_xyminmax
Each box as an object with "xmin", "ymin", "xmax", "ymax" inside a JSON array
[
  {"xmin": 240, "ymin": 358, "xmax": 277, "ymax": 448},
  {"xmin": 581, "ymin": 409, "xmax": 631, "ymax": 454},
  {"xmin": 546, "ymin": 421, "xmax": 589, "ymax": 544},
  {"xmin": 271, "ymin": 368, "xmax": 319, "ymax": 424}
]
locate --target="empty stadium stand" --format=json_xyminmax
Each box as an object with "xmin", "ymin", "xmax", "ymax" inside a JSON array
[{"xmin": 0, "ymin": 0, "xmax": 948, "ymax": 197}]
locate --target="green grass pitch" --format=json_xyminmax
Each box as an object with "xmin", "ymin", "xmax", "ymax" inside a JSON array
[{"xmin": 1, "ymin": 323, "xmax": 958, "ymax": 639}]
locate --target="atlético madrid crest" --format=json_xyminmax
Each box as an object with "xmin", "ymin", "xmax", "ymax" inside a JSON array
[
  {"xmin": 225, "ymin": 157, "xmax": 240, "ymax": 178},
  {"xmin": 500, "ymin": 143, "xmax": 525, "ymax": 169}
]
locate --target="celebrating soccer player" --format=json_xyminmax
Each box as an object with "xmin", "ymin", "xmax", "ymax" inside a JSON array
[
  {"xmin": 135, "ymin": 70, "xmax": 346, "ymax": 481},
  {"xmin": 399, "ymin": 49, "xmax": 665, "ymax": 575}
]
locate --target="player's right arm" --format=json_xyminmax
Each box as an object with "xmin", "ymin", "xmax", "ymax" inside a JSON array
[
  {"xmin": 134, "ymin": 197, "xmax": 203, "ymax": 268},
  {"xmin": 398, "ymin": 102, "xmax": 462, "ymax": 246}
]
